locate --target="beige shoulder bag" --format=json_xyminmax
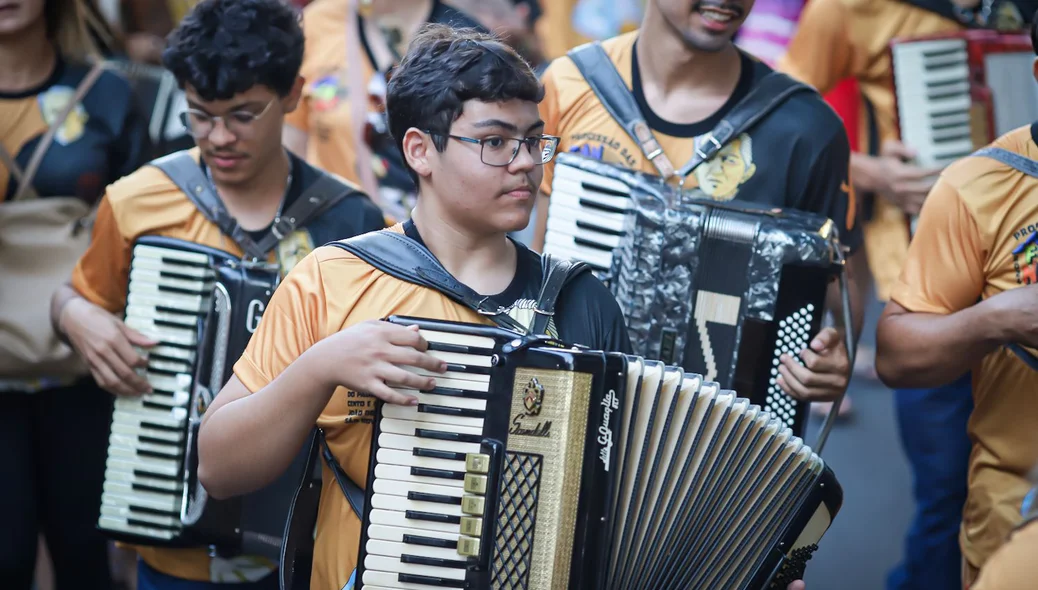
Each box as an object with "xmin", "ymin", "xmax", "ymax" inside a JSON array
[{"xmin": 0, "ymin": 61, "xmax": 107, "ymax": 380}]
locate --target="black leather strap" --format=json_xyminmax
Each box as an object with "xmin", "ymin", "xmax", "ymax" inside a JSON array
[
  {"xmin": 674, "ymin": 72, "xmax": 813, "ymax": 178},
  {"xmin": 330, "ymin": 231, "xmax": 529, "ymax": 334},
  {"xmin": 316, "ymin": 428, "xmax": 365, "ymax": 517},
  {"xmin": 530, "ymin": 254, "xmax": 589, "ymax": 336},
  {"xmin": 279, "ymin": 430, "xmax": 322, "ymax": 590},
  {"xmin": 566, "ymin": 42, "xmax": 813, "ymax": 181},
  {"xmin": 152, "ymin": 152, "xmax": 357, "ymax": 259},
  {"xmin": 567, "ymin": 41, "xmax": 675, "ymax": 177}
]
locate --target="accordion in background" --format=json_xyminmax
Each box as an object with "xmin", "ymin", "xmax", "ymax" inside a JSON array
[
  {"xmin": 108, "ymin": 60, "xmax": 195, "ymax": 160},
  {"xmin": 97, "ymin": 237, "xmax": 309, "ymax": 560},
  {"xmin": 353, "ymin": 316, "xmax": 842, "ymax": 590},
  {"xmin": 545, "ymin": 154, "xmax": 844, "ymax": 436},
  {"xmin": 890, "ymin": 30, "xmax": 1038, "ymax": 232}
]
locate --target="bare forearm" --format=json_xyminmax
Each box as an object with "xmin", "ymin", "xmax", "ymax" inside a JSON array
[
  {"xmin": 198, "ymin": 348, "xmax": 335, "ymax": 499},
  {"xmin": 875, "ymin": 301, "xmax": 1005, "ymax": 388},
  {"xmin": 850, "ymin": 152, "xmax": 881, "ymax": 194},
  {"xmin": 50, "ymin": 284, "xmax": 82, "ymax": 344}
]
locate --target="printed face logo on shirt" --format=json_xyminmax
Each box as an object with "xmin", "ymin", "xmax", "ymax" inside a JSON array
[
  {"xmin": 277, "ymin": 230, "xmax": 316, "ymax": 277},
  {"xmin": 38, "ymin": 86, "xmax": 89, "ymax": 146},
  {"xmin": 690, "ymin": 133, "xmax": 757, "ymax": 201}
]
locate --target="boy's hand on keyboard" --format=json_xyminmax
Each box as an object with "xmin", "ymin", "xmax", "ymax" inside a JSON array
[
  {"xmin": 59, "ymin": 296, "xmax": 157, "ymax": 397},
  {"xmin": 318, "ymin": 320, "xmax": 448, "ymax": 406}
]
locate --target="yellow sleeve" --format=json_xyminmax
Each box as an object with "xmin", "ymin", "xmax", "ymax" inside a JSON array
[
  {"xmin": 539, "ymin": 64, "xmax": 563, "ymax": 199},
  {"xmin": 776, "ymin": 0, "xmax": 855, "ymax": 95},
  {"xmin": 70, "ymin": 195, "xmax": 134, "ymax": 314},
  {"xmin": 889, "ymin": 178, "xmax": 986, "ymax": 315},
  {"xmin": 233, "ymin": 249, "xmax": 329, "ymax": 394},
  {"xmin": 972, "ymin": 520, "xmax": 1038, "ymax": 590}
]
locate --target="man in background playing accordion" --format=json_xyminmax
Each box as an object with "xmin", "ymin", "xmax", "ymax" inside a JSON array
[
  {"xmin": 194, "ymin": 24, "xmax": 809, "ymax": 590},
  {"xmin": 530, "ymin": 0, "xmax": 864, "ymax": 406},
  {"xmin": 875, "ymin": 13, "xmax": 1038, "ymax": 587},
  {"xmin": 48, "ymin": 0, "xmax": 386, "ymax": 587}
]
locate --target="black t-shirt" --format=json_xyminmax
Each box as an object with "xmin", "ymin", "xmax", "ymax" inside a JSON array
[
  {"xmin": 403, "ymin": 219, "xmax": 632, "ymax": 353},
  {"xmin": 627, "ymin": 43, "xmax": 863, "ymax": 254},
  {"xmin": 1, "ymin": 58, "xmax": 148, "ymax": 203}
]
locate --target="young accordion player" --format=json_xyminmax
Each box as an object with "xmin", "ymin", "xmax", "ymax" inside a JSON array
[
  {"xmin": 195, "ymin": 24, "xmax": 816, "ymax": 590},
  {"xmin": 50, "ymin": 0, "xmax": 385, "ymax": 587}
]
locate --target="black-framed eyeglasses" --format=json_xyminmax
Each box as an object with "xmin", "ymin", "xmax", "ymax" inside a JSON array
[
  {"xmin": 429, "ymin": 131, "xmax": 561, "ymax": 167},
  {"xmin": 179, "ymin": 99, "xmax": 276, "ymax": 139}
]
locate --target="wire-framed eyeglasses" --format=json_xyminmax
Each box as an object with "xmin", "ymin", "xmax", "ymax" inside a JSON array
[
  {"xmin": 179, "ymin": 99, "xmax": 276, "ymax": 139},
  {"xmin": 429, "ymin": 131, "xmax": 561, "ymax": 167}
]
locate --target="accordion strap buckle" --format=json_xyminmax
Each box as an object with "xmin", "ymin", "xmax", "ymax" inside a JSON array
[{"xmin": 695, "ymin": 135, "xmax": 723, "ymax": 161}]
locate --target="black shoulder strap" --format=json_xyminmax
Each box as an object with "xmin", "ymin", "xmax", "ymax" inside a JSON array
[
  {"xmin": 152, "ymin": 152, "xmax": 356, "ymax": 260},
  {"xmin": 330, "ymin": 231, "xmax": 529, "ymax": 334},
  {"xmin": 566, "ymin": 43, "xmax": 813, "ymax": 180},
  {"xmin": 973, "ymin": 146, "xmax": 1038, "ymax": 178},
  {"xmin": 316, "ymin": 428, "xmax": 365, "ymax": 516},
  {"xmin": 530, "ymin": 254, "xmax": 590, "ymax": 336},
  {"xmin": 567, "ymin": 41, "xmax": 675, "ymax": 177},
  {"xmin": 674, "ymin": 72, "xmax": 813, "ymax": 178}
]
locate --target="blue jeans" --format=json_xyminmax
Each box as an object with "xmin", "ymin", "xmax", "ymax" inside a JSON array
[
  {"xmin": 137, "ymin": 560, "xmax": 279, "ymax": 590},
  {"xmin": 887, "ymin": 372, "xmax": 973, "ymax": 590}
]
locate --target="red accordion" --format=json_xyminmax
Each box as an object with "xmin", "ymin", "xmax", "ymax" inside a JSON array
[{"xmin": 889, "ymin": 30, "xmax": 1037, "ymax": 233}]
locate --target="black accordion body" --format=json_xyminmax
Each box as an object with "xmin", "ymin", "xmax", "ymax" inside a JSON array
[
  {"xmin": 353, "ymin": 316, "xmax": 842, "ymax": 590},
  {"xmin": 97, "ymin": 236, "xmax": 308, "ymax": 558},
  {"xmin": 544, "ymin": 153, "xmax": 844, "ymax": 436}
]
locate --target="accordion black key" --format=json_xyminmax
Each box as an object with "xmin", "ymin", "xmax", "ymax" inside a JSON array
[
  {"xmin": 97, "ymin": 236, "xmax": 307, "ymax": 559},
  {"xmin": 544, "ymin": 153, "xmax": 845, "ymax": 436},
  {"xmin": 353, "ymin": 316, "xmax": 842, "ymax": 590}
]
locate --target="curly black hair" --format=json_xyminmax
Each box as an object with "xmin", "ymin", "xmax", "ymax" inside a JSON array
[
  {"xmin": 162, "ymin": 0, "xmax": 304, "ymax": 101},
  {"xmin": 386, "ymin": 24, "xmax": 544, "ymax": 186}
]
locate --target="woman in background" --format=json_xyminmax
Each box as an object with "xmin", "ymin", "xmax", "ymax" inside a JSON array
[{"xmin": 0, "ymin": 0, "xmax": 147, "ymax": 587}]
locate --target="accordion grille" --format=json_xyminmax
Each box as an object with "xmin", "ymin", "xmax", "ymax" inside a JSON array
[{"xmin": 490, "ymin": 453, "xmax": 542, "ymax": 589}]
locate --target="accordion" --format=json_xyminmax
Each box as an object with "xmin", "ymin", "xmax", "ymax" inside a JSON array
[
  {"xmin": 352, "ymin": 316, "xmax": 842, "ymax": 590},
  {"xmin": 544, "ymin": 154, "xmax": 843, "ymax": 436},
  {"xmin": 890, "ymin": 30, "xmax": 1038, "ymax": 231},
  {"xmin": 97, "ymin": 236, "xmax": 309, "ymax": 558}
]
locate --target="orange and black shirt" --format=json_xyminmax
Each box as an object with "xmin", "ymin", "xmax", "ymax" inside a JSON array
[
  {"xmin": 540, "ymin": 32, "xmax": 862, "ymax": 255},
  {"xmin": 234, "ymin": 220, "xmax": 630, "ymax": 589},
  {"xmin": 70, "ymin": 148, "xmax": 385, "ymax": 582},
  {"xmin": 891, "ymin": 123, "xmax": 1038, "ymax": 572}
]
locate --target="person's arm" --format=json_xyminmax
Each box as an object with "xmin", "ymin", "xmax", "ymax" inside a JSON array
[
  {"xmin": 777, "ymin": 127, "xmax": 861, "ymax": 402},
  {"xmin": 197, "ymin": 252, "xmax": 447, "ymax": 499},
  {"xmin": 875, "ymin": 177, "xmax": 996, "ymax": 388},
  {"xmin": 532, "ymin": 62, "xmax": 562, "ymax": 253},
  {"xmin": 776, "ymin": 0, "xmax": 855, "ymax": 96},
  {"xmin": 850, "ymin": 142, "xmax": 943, "ymax": 216},
  {"xmin": 52, "ymin": 195, "xmax": 155, "ymax": 396}
]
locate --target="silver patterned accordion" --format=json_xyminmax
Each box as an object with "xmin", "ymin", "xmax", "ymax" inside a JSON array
[
  {"xmin": 353, "ymin": 316, "xmax": 842, "ymax": 590},
  {"xmin": 97, "ymin": 236, "xmax": 310, "ymax": 559},
  {"xmin": 544, "ymin": 154, "xmax": 845, "ymax": 436}
]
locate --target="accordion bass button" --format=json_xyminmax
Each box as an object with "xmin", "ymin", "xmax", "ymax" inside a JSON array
[
  {"xmin": 461, "ymin": 495, "xmax": 485, "ymax": 515},
  {"xmin": 465, "ymin": 453, "xmax": 490, "ymax": 474},
  {"xmin": 459, "ymin": 516, "xmax": 483, "ymax": 537},
  {"xmin": 464, "ymin": 474, "xmax": 488, "ymax": 495},
  {"xmin": 457, "ymin": 536, "xmax": 481, "ymax": 558}
]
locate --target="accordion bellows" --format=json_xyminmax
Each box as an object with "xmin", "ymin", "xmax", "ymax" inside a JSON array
[{"xmin": 354, "ymin": 316, "xmax": 842, "ymax": 590}]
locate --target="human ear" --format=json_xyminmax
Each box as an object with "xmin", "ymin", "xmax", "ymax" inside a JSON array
[{"xmin": 401, "ymin": 128, "xmax": 433, "ymax": 178}]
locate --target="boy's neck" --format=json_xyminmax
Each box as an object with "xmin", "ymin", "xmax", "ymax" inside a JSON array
[
  {"xmin": 213, "ymin": 148, "xmax": 293, "ymax": 232},
  {"xmin": 410, "ymin": 202, "xmax": 518, "ymax": 296}
]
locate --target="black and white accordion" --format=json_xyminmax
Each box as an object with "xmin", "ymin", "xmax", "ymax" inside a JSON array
[
  {"xmin": 544, "ymin": 153, "xmax": 844, "ymax": 436},
  {"xmin": 352, "ymin": 316, "xmax": 842, "ymax": 590},
  {"xmin": 97, "ymin": 236, "xmax": 308, "ymax": 558}
]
